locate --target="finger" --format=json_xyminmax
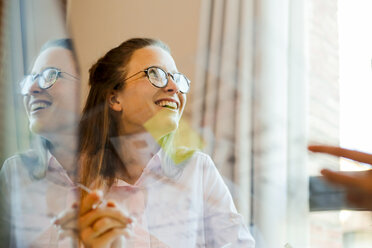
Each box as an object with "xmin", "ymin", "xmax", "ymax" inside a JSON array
[
  {"xmin": 60, "ymin": 219, "xmax": 78, "ymax": 231},
  {"xmin": 357, "ymin": 195, "xmax": 372, "ymax": 210},
  {"xmin": 111, "ymin": 236, "xmax": 128, "ymax": 247},
  {"xmin": 94, "ymin": 228, "xmax": 132, "ymax": 247},
  {"xmin": 321, "ymin": 169, "xmax": 362, "ymax": 188},
  {"xmin": 80, "ymin": 226, "xmax": 95, "ymax": 245},
  {"xmin": 55, "ymin": 208, "xmax": 78, "ymax": 227},
  {"xmin": 80, "ymin": 190, "xmax": 104, "ymax": 215},
  {"xmin": 106, "ymin": 200, "xmax": 116, "ymax": 208},
  {"xmin": 94, "ymin": 200, "xmax": 117, "ymax": 209},
  {"xmin": 80, "ymin": 226, "xmax": 132, "ymax": 247},
  {"xmin": 308, "ymin": 145, "xmax": 372, "ymax": 165},
  {"xmin": 79, "ymin": 207, "xmax": 132, "ymax": 230},
  {"xmin": 92, "ymin": 218, "xmax": 127, "ymax": 238},
  {"xmin": 345, "ymin": 191, "xmax": 372, "ymax": 209},
  {"xmin": 58, "ymin": 229, "xmax": 78, "ymax": 241}
]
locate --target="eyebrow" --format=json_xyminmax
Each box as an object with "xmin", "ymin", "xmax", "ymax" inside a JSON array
[
  {"xmin": 29, "ymin": 66, "xmax": 59, "ymax": 75},
  {"xmin": 147, "ymin": 65, "xmax": 179, "ymax": 74}
]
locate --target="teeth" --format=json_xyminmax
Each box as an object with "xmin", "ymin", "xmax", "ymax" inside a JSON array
[
  {"xmin": 31, "ymin": 102, "xmax": 50, "ymax": 111},
  {"xmin": 156, "ymin": 100, "xmax": 178, "ymax": 109}
]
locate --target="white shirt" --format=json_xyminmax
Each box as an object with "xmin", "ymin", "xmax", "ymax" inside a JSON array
[
  {"xmin": 107, "ymin": 150, "xmax": 255, "ymax": 247},
  {"xmin": 0, "ymin": 149, "xmax": 255, "ymax": 247},
  {"xmin": 0, "ymin": 151, "xmax": 77, "ymax": 247}
]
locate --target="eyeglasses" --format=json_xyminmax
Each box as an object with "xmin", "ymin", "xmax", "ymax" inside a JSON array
[
  {"xmin": 124, "ymin": 66, "xmax": 191, "ymax": 94},
  {"xmin": 20, "ymin": 67, "xmax": 79, "ymax": 95}
]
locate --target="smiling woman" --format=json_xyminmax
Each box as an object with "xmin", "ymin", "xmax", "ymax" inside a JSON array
[
  {"xmin": 0, "ymin": 39, "xmax": 81, "ymax": 247},
  {"xmin": 54, "ymin": 38, "xmax": 255, "ymax": 247},
  {"xmin": 22, "ymin": 43, "xmax": 79, "ymax": 137}
]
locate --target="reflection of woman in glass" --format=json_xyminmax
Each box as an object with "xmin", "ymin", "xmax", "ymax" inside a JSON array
[
  {"xmin": 59, "ymin": 38, "xmax": 255, "ymax": 247},
  {"xmin": 0, "ymin": 39, "xmax": 80, "ymax": 247}
]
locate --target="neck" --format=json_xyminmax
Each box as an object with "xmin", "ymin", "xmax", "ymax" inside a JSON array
[
  {"xmin": 110, "ymin": 132, "xmax": 160, "ymax": 183},
  {"xmin": 45, "ymin": 132, "xmax": 77, "ymax": 179}
]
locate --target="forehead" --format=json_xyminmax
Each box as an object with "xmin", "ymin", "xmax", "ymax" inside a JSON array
[
  {"xmin": 127, "ymin": 46, "xmax": 177, "ymax": 74},
  {"xmin": 31, "ymin": 47, "xmax": 77, "ymax": 74}
]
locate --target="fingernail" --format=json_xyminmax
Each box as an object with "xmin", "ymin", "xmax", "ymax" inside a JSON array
[
  {"xmin": 129, "ymin": 216, "xmax": 136, "ymax": 224},
  {"xmin": 52, "ymin": 217, "xmax": 59, "ymax": 225}
]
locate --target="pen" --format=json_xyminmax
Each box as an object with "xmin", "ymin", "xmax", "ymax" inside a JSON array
[{"xmin": 75, "ymin": 183, "xmax": 108, "ymax": 207}]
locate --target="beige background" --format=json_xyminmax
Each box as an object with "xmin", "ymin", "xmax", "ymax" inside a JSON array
[{"xmin": 67, "ymin": 0, "xmax": 203, "ymax": 116}]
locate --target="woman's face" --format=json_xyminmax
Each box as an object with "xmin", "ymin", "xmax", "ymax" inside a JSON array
[
  {"xmin": 113, "ymin": 46, "xmax": 186, "ymax": 137},
  {"xmin": 23, "ymin": 47, "xmax": 79, "ymax": 137}
]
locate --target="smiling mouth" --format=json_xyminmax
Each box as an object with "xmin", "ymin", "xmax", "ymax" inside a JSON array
[
  {"xmin": 30, "ymin": 101, "xmax": 51, "ymax": 112},
  {"xmin": 155, "ymin": 100, "xmax": 179, "ymax": 110}
]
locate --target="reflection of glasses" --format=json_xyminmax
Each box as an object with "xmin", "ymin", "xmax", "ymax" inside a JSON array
[
  {"xmin": 124, "ymin": 66, "xmax": 191, "ymax": 94},
  {"xmin": 20, "ymin": 67, "xmax": 79, "ymax": 95}
]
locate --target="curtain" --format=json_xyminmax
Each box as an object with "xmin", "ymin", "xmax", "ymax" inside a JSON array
[
  {"xmin": 193, "ymin": 0, "xmax": 309, "ymax": 247},
  {"xmin": 192, "ymin": 0, "xmax": 254, "ymax": 223}
]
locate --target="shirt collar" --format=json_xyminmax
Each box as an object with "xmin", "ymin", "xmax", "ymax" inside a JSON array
[
  {"xmin": 114, "ymin": 149, "xmax": 163, "ymax": 187},
  {"xmin": 46, "ymin": 150, "xmax": 75, "ymax": 187}
]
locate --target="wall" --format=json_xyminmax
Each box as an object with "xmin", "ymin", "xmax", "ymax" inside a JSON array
[{"xmin": 67, "ymin": 0, "xmax": 202, "ymax": 117}]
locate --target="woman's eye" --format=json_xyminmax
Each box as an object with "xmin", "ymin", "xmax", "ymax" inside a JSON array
[
  {"xmin": 148, "ymin": 69, "xmax": 160, "ymax": 79},
  {"xmin": 44, "ymin": 69, "xmax": 58, "ymax": 81},
  {"xmin": 173, "ymin": 74, "xmax": 181, "ymax": 82}
]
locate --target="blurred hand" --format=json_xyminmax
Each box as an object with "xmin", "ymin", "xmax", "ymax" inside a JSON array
[
  {"xmin": 56, "ymin": 190, "xmax": 133, "ymax": 248},
  {"xmin": 54, "ymin": 202, "xmax": 79, "ymax": 240},
  {"xmin": 308, "ymin": 145, "xmax": 372, "ymax": 209}
]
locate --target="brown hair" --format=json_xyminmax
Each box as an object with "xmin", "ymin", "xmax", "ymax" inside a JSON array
[{"xmin": 79, "ymin": 38, "xmax": 170, "ymax": 190}]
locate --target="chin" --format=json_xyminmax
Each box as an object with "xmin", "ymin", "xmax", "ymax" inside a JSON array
[
  {"xmin": 144, "ymin": 109, "xmax": 180, "ymax": 140},
  {"xmin": 29, "ymin": 123, "xmax": 56, "ymax": 139},
  {"xmin": 162, "ymin": 118, "xmax": 179, "ymax": 133},
  {"xmin": 29, "ymin": 120, "xmax": 68, "ymax": 138},
  {"xmin": 29, "ymin": 121, "xmax": 45, "ymax": 135}
]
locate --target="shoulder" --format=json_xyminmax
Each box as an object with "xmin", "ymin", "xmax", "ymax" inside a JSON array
[
  {"xmin": 2, "ymin": 154, "xmax": 26, "ymax": 174},
  {"xmin": 180, "ymin": 149, "xmax": 210, "ymax": 162},
  {"xmin": 187, "ymin": 151, "xmax": 216, "ymax": 169},
  {"xmin": 169, "ymin": 147, "xmax": 214, "ymax": 169},
  {"xmin": 1, "ymin": 150, "xmax": 46, "ymax": 180},
  {"xmin": 181, "ymin": 151, "xmax": 220, "ymax": 179}
]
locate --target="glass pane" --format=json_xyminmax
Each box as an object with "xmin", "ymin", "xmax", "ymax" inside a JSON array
[{"xmin": 309, "ymin": 0, "xmax": 372, "ymax": 247}]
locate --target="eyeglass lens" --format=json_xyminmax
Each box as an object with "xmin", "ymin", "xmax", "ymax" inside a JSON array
[
  {"xmin": 20, "ymin": 68, "xmax": 59, "ymax": 95},
  {"xmin": 147, "ymin": 67, "xmax": 189, "ymax": 93},
  {"xmin": 41, "ymin": 69, "xmax": 59, "ymax": 89}
]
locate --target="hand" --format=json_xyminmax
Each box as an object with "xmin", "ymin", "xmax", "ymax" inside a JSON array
[
  {"xmin": 56, "ymin": 191, "xmax": 133, "ymax": 248},
  {"xmin": 308, "ymin": 145, "xmax": 372, "ymax": 209},
  {"xmin": 54, "ymin": 202, "xmax": 79, "ymax": 240},
  {"xmin": 79, "ymin": 191, "xmax": 133, "ymax": 248}
]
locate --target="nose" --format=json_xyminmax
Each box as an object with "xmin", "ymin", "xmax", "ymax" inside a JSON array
[
  {"xmin": 163, "ymin": 74, "xmax": 180, "ymax": 93},
  {"xmin": 23, "ymin": 76, "xmax": 42, "ymax": 95}
]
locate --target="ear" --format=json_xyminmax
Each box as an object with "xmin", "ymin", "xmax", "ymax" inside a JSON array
[{"xmin": 108, "ymin": 92, "xmax": 123, "ymax": 112}]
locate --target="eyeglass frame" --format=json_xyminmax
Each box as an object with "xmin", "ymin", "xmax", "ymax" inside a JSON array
[
  {"xmin": 20, "ymin": 66, "xmax": 79, "ymax": 95},
  {"xmin": 122, "ymin": 66, "xmax": 191, "ymax": 94}
]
